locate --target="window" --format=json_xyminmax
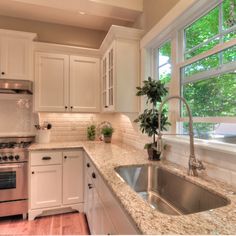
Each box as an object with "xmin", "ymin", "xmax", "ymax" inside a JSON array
[
  {"xmin": 156, "ymin": 41, "xmax": 172, "ymax": 84},
  {"xmin": 184, "ymin": 0, "xmax": 236, "ymax": 59},
  {"xmin": 179, "ymin": 0, "xmax": 236, "ymax": 143}
]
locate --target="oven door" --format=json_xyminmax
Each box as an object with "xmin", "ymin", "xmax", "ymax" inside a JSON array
[{"xmin": 0, "ymin": 163, "xmax": 27, "ymax": 202}]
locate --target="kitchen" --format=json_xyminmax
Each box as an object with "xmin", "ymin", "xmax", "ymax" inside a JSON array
[{"xmin": 0, "ymin": 0, "xmax": 235, "ymax": 235}]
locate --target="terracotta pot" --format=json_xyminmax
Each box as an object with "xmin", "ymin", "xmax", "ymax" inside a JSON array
[
  {"xmin": 147, "ymin": 147, "xmax": 161, "ymax": 161},
  {"xmin": 103, "ymin": 135, "xmax": 112, "ymax": 143}
]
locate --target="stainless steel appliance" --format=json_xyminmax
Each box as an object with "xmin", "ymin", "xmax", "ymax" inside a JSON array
[
  {"xmin": 0, "ymin": 136, "xmax": 33, "ymax": 218},
  {"xmin": 0, "ymin": 79, "xmax": 33, "ymax": 94}
]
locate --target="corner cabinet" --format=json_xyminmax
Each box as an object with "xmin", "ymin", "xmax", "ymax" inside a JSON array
[
  {"xmin": 0, "ymin": 29, "xmax": 36, "ymax": 81},
  {"xmin": 100, "ymin": 26, "xmax": 143, "ymax": 112},
  {"xmin": 28, "ymin": 149, "xmax": 84, "ymax": 220},
  {"xmin": 34, "ymin": 47, "xmax": 100, "ymax": 112},
  {"xmin": 84, "ymin": 153, "xmax": 139, "ymax": 235}
]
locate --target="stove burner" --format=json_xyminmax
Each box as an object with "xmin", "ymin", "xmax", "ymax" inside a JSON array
[{"xmin": 0, "ymin": 141, "xmax": 32, "ymax": 149}]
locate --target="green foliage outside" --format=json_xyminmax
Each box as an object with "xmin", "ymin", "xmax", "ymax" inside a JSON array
[{"xmin": 182, "ymin": 0, "xmax": 236, "ymax": 137}]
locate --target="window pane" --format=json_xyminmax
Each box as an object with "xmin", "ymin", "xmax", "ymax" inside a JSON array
[
  {"xmin": 180, "ymin": 122, "xmax": 236, "ymax": 144},
  {"xmin": 182, "ymin": 71, "xmax": 236, "ymax": 117},
  {"xmin": 183, "ymin": 54, "xmax": 219, "ymax": 78},
  {"xmin": 159, "ymin": 64, "xmax": 171, "ymax": 83},
  {"xmin": 185, "ymin": 7, "xmax": 219, "ymax": 52},
  {"xmin": 158, "ymin": 41, "xmax": 171, "ymax": 66},
  {"xmin": 185, "ymin": 38, "xmax": 219, "ymax": 59},
  {"xmin": 224, "ymin": 30, "xmax": 236, "ymax": 42},
  {"xmin": 223, "ymin": 45, "xmax": 236, "ymax": 64},
  {"xmin": 223, "ymin": 0, "xmax": 236, "ymax": 30}
]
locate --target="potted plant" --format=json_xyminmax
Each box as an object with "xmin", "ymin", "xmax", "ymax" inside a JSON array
[
  {"xmin": 134, "ymin": 77, "xmax": 170, "ymax": 160},
  {"xmin": 101, "ymin": 126, "xmax": 114, "ymax": 143},
  {"xmin": 87, "ymin": 125, "xmax": 96, "ymax": 141}
]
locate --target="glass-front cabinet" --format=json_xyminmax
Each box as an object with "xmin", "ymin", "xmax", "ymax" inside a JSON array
[{"xmin": 102, "ymin": 44, "xmax": 115, "ymax": 111}]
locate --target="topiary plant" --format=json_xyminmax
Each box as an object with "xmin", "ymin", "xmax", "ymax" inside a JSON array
[{"xmin": 134, "ymin": 77, "xmax": 170, "ymax": 159}]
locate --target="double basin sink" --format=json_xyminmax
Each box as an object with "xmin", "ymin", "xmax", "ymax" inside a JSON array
[{"xmin": 115, "ymin": 165, "xmax": 230, "ymax": 215}]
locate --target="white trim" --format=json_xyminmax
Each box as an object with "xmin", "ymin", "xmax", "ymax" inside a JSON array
[
  {"xmin": 178, "ymin": 38, "xmax": 236, "ymax": 68},
  {"xmin": 181, "ymin": 61, "xmax": 236, "ymax": 85},
  {"xmin": 179, "ymin": 117, "xmax": 236, "ymax": 123}
]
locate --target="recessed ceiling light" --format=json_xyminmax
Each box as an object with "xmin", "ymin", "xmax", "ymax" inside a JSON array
[{"xmin": 79, "ymin": 11, "xmax": 86, "ymax": 15}]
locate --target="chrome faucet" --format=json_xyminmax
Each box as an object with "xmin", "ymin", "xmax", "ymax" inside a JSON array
[{"xmin": 157, "ymin": 95, "xmax": 205, "ymax": 176}]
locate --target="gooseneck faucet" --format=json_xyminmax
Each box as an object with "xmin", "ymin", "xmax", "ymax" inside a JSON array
[{"xmin": 157, "ymin": 95, "xmax": 205, "ymax": 176}]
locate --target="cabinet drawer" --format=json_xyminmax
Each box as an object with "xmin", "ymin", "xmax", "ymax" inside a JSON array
[{"xmin": 30, "ymin": 151, "xmax": 62, "ymax": 166}]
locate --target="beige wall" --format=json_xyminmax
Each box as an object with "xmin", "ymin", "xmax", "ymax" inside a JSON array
[
  {"xmin": 133, "ymin": 0, "xmax": 180, "ymax": 32},
  {"xmin": 0, "ymin": 15, "xmax": 107, "ymax": 48}
]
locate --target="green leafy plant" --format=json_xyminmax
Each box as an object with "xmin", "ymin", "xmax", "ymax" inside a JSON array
[
  {"xmin": 134, "ymin": 77, "xmax": 170, "ymax": 149},
  {"xmin": 87, "ymin": 125, "xmax": 96, "ymax": 141},
  {"xmin": 101, "ymin": 126, "xmax": 114, "ymax": 137}
]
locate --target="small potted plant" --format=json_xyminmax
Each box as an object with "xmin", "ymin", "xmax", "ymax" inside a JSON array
[
  {"xmin": 101, "ymin": 126, "xmax": 114, "ymax": 143},
  {"xmin": 87, "ymin": 125, "xmax": 96, "ymax": 141},
  {"xmin": 134, "ymin": 77, "xmax": 170, "ymax": 160}
]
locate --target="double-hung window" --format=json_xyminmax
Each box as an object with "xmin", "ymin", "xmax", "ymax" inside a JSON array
[
  {"xmin": 156, "ymin": 41, "xmax": 172, "ymax": 84},
  {"xmin": 179, "ymin": 0, "xmax": 236, "ymax": 142}
]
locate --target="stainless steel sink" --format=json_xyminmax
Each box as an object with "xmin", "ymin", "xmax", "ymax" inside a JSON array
[{"xmin": 115, "ymin": 165, "xmax": 230, "ymax": 215}]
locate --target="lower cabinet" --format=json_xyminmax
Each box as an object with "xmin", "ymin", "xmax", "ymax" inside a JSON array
[
  {"xmin": 84, "ymin": 154, "xmax": 139, "ymax": 235},
  {"xmin": 28, "ymin": 149, "xmax": 84, "ymax": 220}
]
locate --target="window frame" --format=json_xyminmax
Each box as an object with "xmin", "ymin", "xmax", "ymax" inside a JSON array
[{"xmin": 150, "ymin": 0, "xmax": 236, "ymax": 137}]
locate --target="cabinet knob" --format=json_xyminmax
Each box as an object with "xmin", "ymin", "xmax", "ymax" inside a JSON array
[
  {"xmin": 105, "ymin": 106, "xmax": 108, "ymax": 108},
  {"xmin": 32, "ymin": 171, "xmax": 35, "ymax": 174},
  {"xmin": 92, "ymin": 172, "xmax": 96, "ymax": 179},
  {"xmin": 64, "ymin": 156, "xmax": 67, "ymax": 159},
  {"xmin": 71, "ymin": 106, "xmax": 73, "ymax": 109},
  {"xmin": 88, "ymin": 183, "xmax": 93, "ymax": 189},
  {"xmin": 86, "ymin": 163, "xmax": 90, "ymax": 168},
  {"xmin": 65, "ymin": 106, "xmax": 68, "ymax": 109},
  {"xmin": 1, "ymin": 72, "xmax": 5, "ymax": 75}
]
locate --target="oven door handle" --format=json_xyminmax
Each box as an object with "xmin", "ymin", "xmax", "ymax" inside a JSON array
[{"xmin": 0, "ymin": 164, "xmax": 22, "ymax": 169}]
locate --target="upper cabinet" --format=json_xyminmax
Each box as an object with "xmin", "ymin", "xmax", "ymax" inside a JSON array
[
  {"xmin": 100, "ymin": 26, "xmax": 143, "ymax": 113},
  {"xmin": 0, "ymin": 30, "xmax": 36, "ymax": 81},
  {"xmin": 34, "ymin": 43, "xmax": 100, "ymax": 112}
]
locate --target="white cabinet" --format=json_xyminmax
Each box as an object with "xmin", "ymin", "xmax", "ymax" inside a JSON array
[
  {"xmin": 35, "ymin": 53, "xmax": 69, "ymax": 112},
  {"xmin": 84, "ymin": 154, "xmax": 138, "ymax": 235},
  {"xmin": 0, "ymin": 30, "xmax": 36, "ymax": 81},
  {"xmin": 30, "ymin": 165, "xmax": 62, "ymax": 209},
  {"xmin": 63, "ymin": 150, "xmax": 84, "ymax": 205},
  {"xmin": 70, "ymin": 56, "xmax": 100, "ymax": 112},
  {"xmin": 100, "ymin": 26, "xmax": 143, "ymax": 112},
  {"xmin": 34, "ymin": 51, "xmax": 100, "ymax": 112},
  {"xmin": 29, "ymin": 149, "xmax": 84, "ymax": 220}
]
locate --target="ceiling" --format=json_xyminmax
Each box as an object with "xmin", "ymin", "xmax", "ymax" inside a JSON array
[{"xmin": 0, "ymin": 0, "xmax": 143, "ymax": 31}]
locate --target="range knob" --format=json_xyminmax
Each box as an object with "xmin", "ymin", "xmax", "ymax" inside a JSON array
[
  {"xmin": 14, "ymin": 155, "xmax": 20, "ymax": 160},
  {"xmin": 2, "ymin": 156, "xmax": 8, "ymax": 161}
]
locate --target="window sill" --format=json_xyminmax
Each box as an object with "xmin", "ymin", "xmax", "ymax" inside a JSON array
[{"xmin": 163, "ymin": 135, "xmax": 236, "ymax": 156}]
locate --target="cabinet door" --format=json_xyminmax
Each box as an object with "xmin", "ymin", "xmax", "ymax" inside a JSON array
[
  {"xmin": 35, "ymin": 52, "xmax": 69, "ymax": 112},
  {"xmin": 70, "ymin": 56, "xmax": 100, "ymax": 112},
  {"xmin": 30, "ymin": 165, "xmax": 62, "ymax": 209},
  {"xmin": 62, "ymin": 150, "xmax": 84, "ymax": 205},
  {"xmin": 102, "ymin": 44, "xmax": 115, "ymax": 112},
  {"xmin": 0, "ymin": 36, "xmax": 30, "ymax": 80}
]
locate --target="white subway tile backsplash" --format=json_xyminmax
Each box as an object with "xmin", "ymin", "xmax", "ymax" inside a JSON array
[{"xmin": 39, "ymin": 112, "xmax": 236, "ymax": 187}]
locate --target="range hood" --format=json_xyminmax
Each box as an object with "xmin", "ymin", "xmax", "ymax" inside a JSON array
[{"xmin": 0, "ymin": 79, "xmax": 33, "ymax": 94}]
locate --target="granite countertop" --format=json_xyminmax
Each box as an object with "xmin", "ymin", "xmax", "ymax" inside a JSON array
[{"xmin": 29, "ymin": 141, "xmax": 236, "ymax": 235}]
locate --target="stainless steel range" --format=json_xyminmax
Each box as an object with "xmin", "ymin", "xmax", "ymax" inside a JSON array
[{"xmin": 0, "ymin": 136, "xmax": 34, "ymax": 219}]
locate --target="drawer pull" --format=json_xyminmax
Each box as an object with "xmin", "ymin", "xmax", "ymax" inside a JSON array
[
  {"xmin": 92, "ymin": 172, "xmax": 96, "ymax": 179},
  {"xmin": 42, "ymin": 156, "xmax": 51, "ymax": 160},
  {"xmin": 86, "ymin": 163, "xmax": 90, "ymax": 168}
]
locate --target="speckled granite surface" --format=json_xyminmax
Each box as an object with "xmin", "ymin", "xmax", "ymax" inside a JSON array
[{"xmin": 29, "ymin": 141, "xmax": 236, "ymax": 235}]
